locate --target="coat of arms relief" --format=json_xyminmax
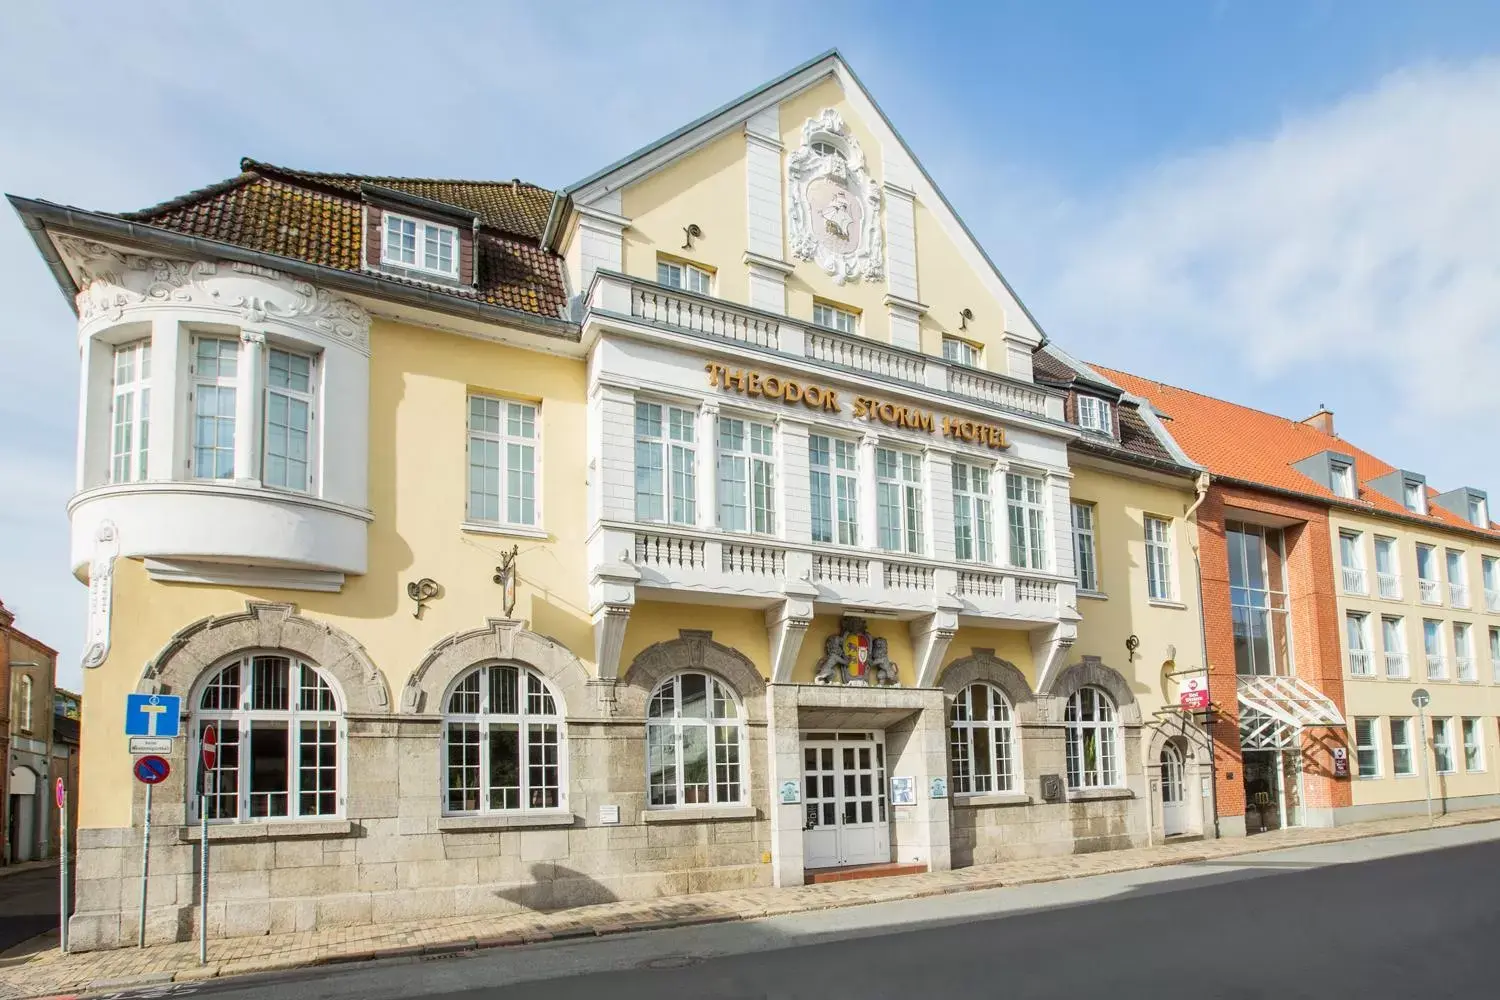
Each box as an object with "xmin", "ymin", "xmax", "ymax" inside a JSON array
[
  {"xmin": 787, "ymin": 109, "xmax": 885, "ymax": 285},
  {"xmin": 814, "ymin": 617, "xmax": 900, "ymax": 686}
]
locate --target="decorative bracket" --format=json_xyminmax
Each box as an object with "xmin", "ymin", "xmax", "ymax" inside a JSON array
[
  {"xmin": 493, "ymin": 545, "xmax": 519, "ymax": 618},
  {"xmin": 406, "ymin": 577, "xmax": 440, "ymax": 619},
  {"xmin": 591, "ymin": 555, "xmax": 641, "ymax": 680},
  {"xmin": 911, "ymin": 597, "xmax": 962, "ymax": 688},
  {"xmin": 767, "ymin": 578, "xmax": 819, "ymax": 683},
  {"xmin": 81, "ymin": 520, "xmax": 120, "ymax": 669},
  {"xmin": 1032, "ymin": 621, "xmax": 1079, "ymax": 695}
]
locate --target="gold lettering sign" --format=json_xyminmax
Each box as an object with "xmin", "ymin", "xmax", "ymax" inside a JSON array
[{"xmin": 704, "ymin": 363, "xmax": 1008, "ymax": 450}]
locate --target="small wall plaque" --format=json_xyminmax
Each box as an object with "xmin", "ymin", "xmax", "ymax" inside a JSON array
[
  {"xmin": 890, "ymin": 776, "xmax": 916, "ymax": 806},
  {"xmin": 599, "ymin": 804, "xmax": 620, "ymax": 825},
  {"xmin": 779, "ymin": 780, "xmax": 801, "ymax": 805},
  {"xmin": 930, "ymin": 776, "xmax": 948, "ymax": 800}
]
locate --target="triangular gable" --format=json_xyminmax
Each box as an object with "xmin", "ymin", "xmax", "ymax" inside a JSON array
[{"xmin": 545, "ymin": 49, "xmax": 1047, "ymax": 346}]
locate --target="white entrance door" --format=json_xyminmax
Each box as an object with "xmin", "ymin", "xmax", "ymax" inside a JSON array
[
  {"xmin": 1161, "ymin": 744, "xmax": 1188, "ymax": 837},
  {"xmin": 802, "ymin": 732, "xmax": 890, "ymax": 869}
]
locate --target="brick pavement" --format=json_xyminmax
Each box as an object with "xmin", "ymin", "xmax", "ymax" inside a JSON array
[{"xmin": 4, "ymin": 807, "xmax": 1498, "ymax": 999}]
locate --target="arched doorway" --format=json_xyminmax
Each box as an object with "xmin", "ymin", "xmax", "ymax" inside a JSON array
[
  {"xmin": 8, "ymin": 765, "xmax": 39, "ymax": 862},
  {"xmin": 1160, "ymin": 743, "xmax": 1188, "ymax": 837}
]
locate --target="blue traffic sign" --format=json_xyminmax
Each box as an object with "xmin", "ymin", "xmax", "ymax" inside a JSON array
[
  {"xmin": 133, "ymin": 755, "xmax": 171, "ymax": 785},
  {"xmin": 125, "ymin": 693, "xmax": 182, "ymax": 739}
]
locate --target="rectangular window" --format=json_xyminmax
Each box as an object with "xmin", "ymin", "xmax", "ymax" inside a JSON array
[
  {"xmin": 1076, "ymin": 395, "xmax": 1113, "ymax": 435},
  {"xmin": 467, "ymin": 396, "xmax": 538, "ymax": 527},
  {"xmin": 192, "ymin": 337, "xmax": 239, "ymax": 480},
  {"xmin": 263, "ymin": 348, "xmax": 315, "ymax": 492},
  {"xmin": 111, "ymin": 340, "xmax": 151, "ymax": 482},
  {"xmin": 1404, "ymin": 481, "xmax": 1426, "ymax": 514},
  {"xmin": 809, "ymin": 435, "xmax": 859, "ymax": 545},
  {"xmin": 1145, "ymin": 516, "xmax": 1174, "ymax": 602},
  {"xmin": 657, "ymin": 258, "xmax": 712, "ymax": 295},
  {"xmin": 1454, "ymin": 623, "xmax": 1475, "ymax": 681},
  {"xmin": 1006, "ymin": 472, "xmax": 1047, "ymax": 570},
  {"xmin": 1375, "ymin": 536, "xmax": 1400, "ymax": 599},
  {"xmin": 1432, "ymin": 717, "xmax": 1454, "ymax": 774},
  {"xmin": 876, "ymin": 448, "xmax": 924, "ymax": 554},
  {"xmin": 942, "ymin": 336, "xmax": 981, "ymax": 368},
  {"xmin": 1353, "ymin": 718, "xmax": 1380, "ymax": 778},
  {"xmin": 1416, "ymin": 544, "xmax": 1439, "ymax": 604},
  {"xmin": 717, "ymin": 417, "xmax": 774, "ymax": 534},
  {"xmin": 1382, "ymin": 616, "xmax": 1408, "ymax": 678},
  {"xmin": 1462, "ymin": 718, "xmax": 1484, "ymax": 772},
  {"xmin": 1447, "ymin": 549, "xmax": 1469, "ymax": 608},
  {"xmin": 1423, "ymin": 619, "xmax": 1447, "ymax": 680},
  {"xmin": 1228, "ymin": 522, "xmax": 1293, "ymax": 676},
  {"xmin": 952, "ymin": 462, "xmax": 995, "ymax": 563},
  {"xmin": 1491, "ymin": 627, "xmax": 1500, "ymax": 683},
  {"xmin": 1470, "ymin": 496, "xmax": 1489, "ymax": 527},
  {"xmin": 812, "ymin": 302, "xmax": 857, "ymax": 334},
  {"xmin": 1339, "ymin": 530, "xmax": 1366, "ymax": 594},
  {"xmin": 383, "ymin": 212, "xmax": 458, "ymax": 277},
  {"xmin": 1330, "ymin": 461, "xmax": 1354, "ymax": 499},
  {"xmin": 1345, "ymin": 612, "xmax": 1372, "ymax": 676},
  {"xmin": 1483, "ymin": 556, "xmax": 1499, "ymax": 612},
  {"xmin": 1071, "ymin": 501, "xmax": 1099, "ymax": 592},
  {"xmin": 1390, "ymin": 717, "xmax": 1414, "ymax": 776},
  {"xmin": 634, "ymin": 402, "xmax": 696, "ymax": 525}
]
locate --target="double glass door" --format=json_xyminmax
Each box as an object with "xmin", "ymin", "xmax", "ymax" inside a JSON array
[{"xmin": 802, "ymin": 731, "xmax": 890, "ymax": 869}]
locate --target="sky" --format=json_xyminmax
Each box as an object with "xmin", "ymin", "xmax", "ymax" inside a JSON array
[{"xmin": 3, "ymin": 1, "xmax": 1498, "ymax": 689}]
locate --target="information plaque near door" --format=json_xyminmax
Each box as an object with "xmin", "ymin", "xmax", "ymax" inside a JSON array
[{"xmin": 1331, "ymin": 746, "xmax": 1350, "ymax": 778}]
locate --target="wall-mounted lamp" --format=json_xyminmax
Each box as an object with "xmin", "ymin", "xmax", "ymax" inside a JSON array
[
  {"xmin": 682, "ymin": 224, "xmax": 703, "ymax": 250},
  {"xmin": 493, "ymin": 545, "xmax": 520, "ymax": 619},
  {"xmin": 1125, "ymin": 634, "xmax": 1140, "ymax": 663},
  {"xmin": 406, "ymin": 578, "xmax": 440, "ymax": 619},
  {"xmin": 959, "ymin": 307, "xmax": 974, "ymax": 331}
]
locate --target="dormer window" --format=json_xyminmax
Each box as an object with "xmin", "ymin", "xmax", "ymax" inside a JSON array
[
  {"xmin": 1470, "ymin": 496, "xmax": 1489, "ymax": 527},
  {"xmin": 1330, "ymin": 460, "xmax": 1355, "ymax": 499},
  {"xmin": 382, "ymin": 212, "xmax": 458, "ymax": 278},
  {"xmin": 942, "ymin": 336, "xmax": 981, "ymax": 368},
  {"xmin": 1404, "ymin": 481, "xmax": 1426, "ymax": 514},
  {"xmin": 657, "ymin": 258, "xmax": 712, "ymax": 295},
  {"xmin": 813, "ymin": 301, "xmax": 857, "ymax": 335},
  {"xmin": 1077, "ymin": 395, "xmax": 1113, "ymax": 435}
]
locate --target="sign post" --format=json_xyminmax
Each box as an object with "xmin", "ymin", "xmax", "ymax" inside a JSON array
[
  {"xmin": 132, "ymin": 754, "xmax": 170, "ymax": 948},
  {"xmin": 198, "ymin": 725, "xmax": 216, "ymax": 966},
  {"xmin": 57, "ymin": 779, "xmax": 68, "ymax": 954},
  {"xmin": 1412, "ymin": 688, "xmax": 1433, "ymax": 823}
]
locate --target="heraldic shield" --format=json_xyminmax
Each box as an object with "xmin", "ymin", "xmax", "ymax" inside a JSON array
[{"xmin": 815, "ymin": 617, "xmax": 899, "ymax": 686}]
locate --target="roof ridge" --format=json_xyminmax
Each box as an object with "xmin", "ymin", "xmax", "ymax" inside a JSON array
[
  {"xmin": 1092, "ymin": 363, "xmax": 1333, "ymax": 438},
  {"xmin": 241, "ymin": 158, "xmax": 553, "ymax": 193},
  {"xmin": 119, "ymin": 170, "xmax": 259, "ymax": 221}
]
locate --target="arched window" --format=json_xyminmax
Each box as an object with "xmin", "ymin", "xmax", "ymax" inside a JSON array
[
  {"xmin": 443, "ymin": 664, "xmax": 563, "ymax": 814},
  {"xmin": 646, "ymin": 672, "xmax": 745, "ymax": 807},
  {"xmin": 810, "ymin": 139, "xmax": 847, "ymax": 161},
  {"xmin": 192, "ymin": 653, "xmax": 343, "ymax": 822},
  {"xmin": 1065, "ymin": 686, "xmax": 1120, "ymax": 789},
  {"xmin": 948, "ymin": 683, "xmax": 1016, "ymax": 794}
]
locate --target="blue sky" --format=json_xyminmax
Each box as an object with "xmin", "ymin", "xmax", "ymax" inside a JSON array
[{"xmin": 3, "ymin": 1, "xmax": 1497, "ymax": 686}]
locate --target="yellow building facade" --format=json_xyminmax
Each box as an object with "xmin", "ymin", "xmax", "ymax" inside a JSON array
[{"xmin": 12, "ymin": 52, "xmax": 1210, "ymax": 950}]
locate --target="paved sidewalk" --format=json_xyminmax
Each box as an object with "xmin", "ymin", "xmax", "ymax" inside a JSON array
[
  {"xmin": 5, "ymin": 808, "xmax": 1498, "ymax": 999},
  {"xmin": 0, "ymin": 860, "xmax": 57, "ymax": 881}
]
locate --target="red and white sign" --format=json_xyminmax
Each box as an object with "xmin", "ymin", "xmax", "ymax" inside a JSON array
[
  {"xmin": 1179, "ymin": 677, "xmax": 1210, "ymax": 712},
  {"xmin": 201, "ymin": 725, "xmax": 218, "ymax": 770},
  {"xmin": 55, "ymin": 777, "xmax": 65, "ymax": 810}
]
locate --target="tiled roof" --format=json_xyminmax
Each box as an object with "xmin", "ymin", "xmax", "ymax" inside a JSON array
[
  {"xmin": 1031, "ymin": 347, "xmax": 1189, "ymax": 471},
  {"xmin": 1031, "ymin": 346, "xmax": 1077, "ymax": 385},
  {"xmin": 1098, "ymin": 366, "xmax": 1500, "ymax": 539},
  {"xmin": 114, "ymin": 161, "xmax": 569, "ymax": 324},
  {"xmin": 1116, "ymin": 405, "xmax": 1174, "ymax": 463}
]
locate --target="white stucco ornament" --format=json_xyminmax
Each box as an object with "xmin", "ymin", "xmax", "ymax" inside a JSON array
[
  {"xmin": 787, "ymin": 109, "xmax": 884, "ymax": 284},
  {"xmin": 81, "ymin": 520, "xmax": 119, "ymax": 669}
]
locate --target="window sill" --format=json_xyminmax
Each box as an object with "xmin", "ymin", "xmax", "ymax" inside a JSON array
[
  {"xmin": 461, "ymin": 521, "xmax": 549, "ymax": 541},
  {"xmin": 1148, "ymin": 599, "xmax": 1188, "ymax": 610},
  {"xmin": 177, "ymin": 819, "xmax": 353, "ymax": 842},
  {"xmin": 1077, "ymin": 590, "xmax": 1109, "ymax": 602},
  {"xmin": 437, "ymin": 811, "xmax": 574, "ymax": 832},
  {"xmin": 953, "ymin": 792, "xmax": 1032, "ymax": 808},
  {"xmin": 642, "ymin": 805, "xmax": 757, "ymax": 824},
  {"xmin": 1065, "ymin": 788, "xmax": 1134, "ymax": 802}
]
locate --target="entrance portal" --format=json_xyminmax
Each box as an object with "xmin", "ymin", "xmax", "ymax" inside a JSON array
[
  {"xmin": 802, "ymin": 731, "xmax": 890, "ymax": 870},
  {"xmin": 1160, "ymin": 743, "xmax": 1188, "ymax": 837},
  {"xmin": 1242, "ymin": 749, "xmax": 1304, "ymax": 833}
]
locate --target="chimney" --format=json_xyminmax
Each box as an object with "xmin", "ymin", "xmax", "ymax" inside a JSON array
[{"xmin": 1302, "ymin": 404, "xmax": 1334, "ymax": 436}]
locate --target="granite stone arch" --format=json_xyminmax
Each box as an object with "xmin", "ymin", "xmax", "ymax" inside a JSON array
[
  {"xmin": 1145, "ymin": 723, "xmax": 1209, "ymax": 765},
  {"xmin": 618, "ymin": 630, "xmax": 767, "ymax": 722},
  {"xmin": 401, "ymin": 619, "xmax": 592, "ymax": 716},
  {"xmin": 139, "ymin": 601, "xmax": 389, "ymax": 713},
  {"xmin": 1039, "ymin": 656, "xmax": 1143, "ymax": 725},
  {"xmin": 936, "ymin": 648, "xmax": 1038, "ymax": 724}
]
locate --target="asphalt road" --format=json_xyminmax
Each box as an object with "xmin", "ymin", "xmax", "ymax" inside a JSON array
[
  {"xmin": 0, "ymin": 864, "xmax": 59, "ymax": 953},
  {"xmin": 95, "ymin": 822, "xmax": 1500, "ymax": 1000}
]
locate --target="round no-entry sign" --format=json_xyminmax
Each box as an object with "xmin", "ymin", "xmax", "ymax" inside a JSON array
[
  {"xmin": 133, "ymin": 755, "xmax": 171, "ymax": 785},
  {"xmin": 201, "ymin": 725, "xmax": 218, "ymax": 770},
  {"xmin": 55, "ymin": 777, "xmax": 65, "ymax": 810}
]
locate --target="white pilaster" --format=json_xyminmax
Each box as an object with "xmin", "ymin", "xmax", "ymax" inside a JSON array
[
  {"xmin": 766, "ymin": 684, "xmax": 806, "ymax": 887},
  {"xmin": 78, "ymin": 336, "xmax": 112, "ymax": 491},
  {"xmin": 596, "ymin": 384, "xmax": 636, "ymax": 523},
  {"xmin": 883, "ymin": 182, "xmax": 918, "ymax": 303},
  {"xmin": 577, "ymin": 210, "xmax": 625, "ymax": 297},
  {"xmin": 1005, "ymin": 340, "xmax": 1034, "ymax": 382},
  {"xmin": 745, "ymin": 113, "xmax": 784, "ymax": 261},
  {"xmin": 925, "ymin": 448, "xmax": 955, "ymax": 563},
  {"xmin": 699, "ymin": 401, "xmax": 719, "ymax": 530},
  {"xmin": 146, "ymin": 317, "xmax": 183, "ymax": 481},
  {"xmin": 1048, "ymin": 472, "xmax": 1075, "ymax": 581},
  {"xmin": 858, "ymin": 432, "xmax": 879, "ymax": 550},
  {"xmin": 233, "ymin": 331, "xmax": 265, "ymax": 483},
  {"xmin": 778, "ymin": 417, "xmax": 812, "ymax": 544},
  {"xmin": 885, "ymin": 295, "xmax": 925, "ymax": 352}
]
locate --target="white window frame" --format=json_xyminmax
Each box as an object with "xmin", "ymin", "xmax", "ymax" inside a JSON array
[
  {"xmin": 189, "ymin": 652, "xmax": 346, "ymax": 824},
  {"xmin": 717, "ymin": 415, "xmax": 775, "ymax": 535},
  {"xmin": 1461, "ymin": 717, "xmax": 1485, "ymax": 773},
  {"xmin": 1145, "ymin": 515, "xmax": 1175, "ymax": 602},
  {"xmin": 941, "ymin": 336, "xmax": 981, "ymax": 368},
  {"xmin": 1339, "ymin": 530, "xmax": 1366, "ymax": 594},
  {"xmin": 1076, "ymin": 395, "xmax": 1113, "ymax": 435},
  {"xmin": 466, "ymin": 394, "xmax": 539, "ymax": 529},
  {"xmin": 1482, "ymin": 556, "xmax": 1500, "ymax": 612},
  {"xmin": 952, "ymin": 461, "xmax": 995, "ymax": 563},
  {"xmin": 812, "ymin": 302, "xmax": 858, "ymax": 335},
  {"xmin": 1064, "ymin": 687, "xmax": 1120, "ymax": 789},
  {"xmin": 1072, "ymin": 501, "xmax": 1099, "ymax": 593},
  {"xmin": 645, "ymin": 672, "xmax": 747, "ymax": 808},
  {"xmin": 1352, "ymin": 717, "xmax": 1380, "ymax": 778},
  {"xmin": 1446, "ymin": 549, "xmax": 1469, "ymax": 608},
  {"xmin": 1431, "ymin": 716, "xmax": 1455, "ymax": 774},
  {"xmin": 190, "ymin": 336, "xmax": 241, "ymax": 481},
  {"xmin": 1390, "ymin": 717, "xmax": 1414, "ymax": 776},
  {"xmin": 381, "ymin": 212, "xmax": 459, "ymax": 279},
  {"xmin": 1374, "ymin": 536, "xmax": 1401, "ymax": 600},
  {"xmin": 657, "ymin": 258, "xmax": 712, "ymax": 295},
  {"xmin": 441, "ymin": 664, "xmax": 565, "ymax": 816},
  {"xmin": 1382, "ymin": 616, "xmax": 1408, "ymax": 678},
  {"xmin": 1491, "ymin": 626, "xmax": 1500, "ymax": 683},
  {"xmin": 1006, "ymin": 471, "xmax": 1048, "ymax": 571},
  {"xmin": 876, "ymin": 447, "xmax": 924, "ymax": 555},
  {"xmin": 948, "ymin": 683, "xmax": 1018, "ymax": 795},
  {"xmin": 1416, "ymin": 543, "xmax": 1440, "ymax": 604},
  {"xmin": 1404, "ymin": 480, "xmax": 1426, "ymax": 514},
  {"xmin": 262, "ymin": 346, "xmax": 317, "ymax": 493},
  {"xmin": 1330, "ymin": 460, "xmax": 1354, "ymax": 499},
  {"xmin": 1469, "ymin": 496, "xmax": 1489, "ymax": 527},
  {"xmin": 634, "ymin": 400, "xmax": 697, "ymax": 526},
  {"xmin": 809, "ymin": 433, "xmax": 859, "ymax": 546},
  {"xmin": 1423, "ymin": 619, "xmax": 1447, "ymax": 680},
  {"xmin": 110, "ymin": 339, "xmax": 151, "ymax": 483},
  {"xmin": 1345, "ymin": 612, "xmax": 1372, "ymax": 677},
  {"xmin": 1454, "ymin": 622, "xmax": 1475, "ymax": 681}
]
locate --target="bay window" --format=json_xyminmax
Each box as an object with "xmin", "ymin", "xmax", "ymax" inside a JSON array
[
  {"xmin": 110, "ymin": 340, "xmax": 151, "ymax": 483},
  {"xmin": 718, "ymin": 416, "xmax": 775, "ymax": 534},
  {"xmin": 809, "ymin": 434, "xmax": 858, "ymax": 545},
  {"xmin": 635, "ymin": 401, "xmax": 697, "ymax": 525},
  {"xmin": 467, "ymin": 395, "xmax": 539, "ymax": 527},
  {"xmin": 191, "ymin": 336, "xmax": 239, "ymax": 480},
  {"xmin": 876, "ymin": 448, "xmax": 924, "ymax": 554},
  {"xmin": 264, "ymin": 348, "xmax": 315, "ymax": 492},
  {"xmin": 1006, "ymin": 472, "xmax": 1047, "ymax": 570},
  {"xmin": 951, "ymin": 461, "xmax": 994, "ymax": 562}
]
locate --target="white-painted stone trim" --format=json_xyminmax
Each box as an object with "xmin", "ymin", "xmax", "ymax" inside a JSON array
[
  {"xmin": 888, "ymin": 303, "xmax": 921, "ymax": 352},
  {"xmin": 144, "ymin": 559, "xmax": 345, "ymax": 593},
  {"xmin": 745, "ymin": 124, "xmax": 785, "ymax": 261},
  {"xmin": 884, "ymin": 182, "xmax": 919, "ymax": 302}
]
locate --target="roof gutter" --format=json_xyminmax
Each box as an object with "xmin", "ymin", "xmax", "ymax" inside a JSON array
[
  {"xmin": 7, "ymin": 196, "xmax": 581, "ymax": 342},
  {"xmin": 1210, "ymin": 473, "xmax": 1500, "ymax": 544}
]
